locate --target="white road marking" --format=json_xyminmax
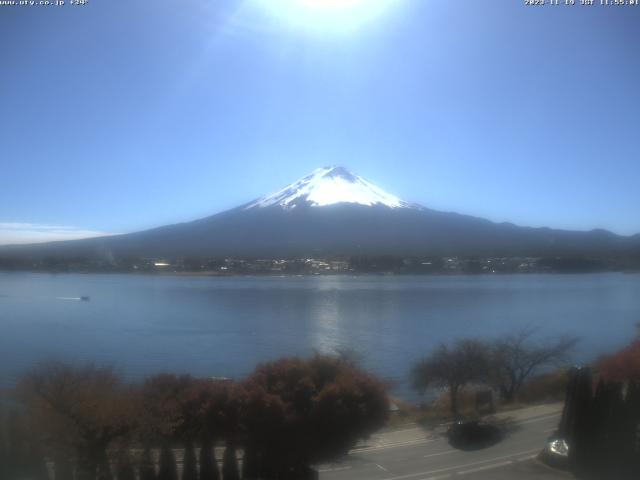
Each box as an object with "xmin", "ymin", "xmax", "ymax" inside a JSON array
[
  {"xmin": 355, "ymin": 413, "xmax": 558, "ymax": 454},
  {"xmin": 423, "ymin": 449, "xmax": 456, "ymax": 459},
  {"xmin": 457, "ymin": 460, "xmax": 513, "ymax": 475},
  {"xmin": 318, "ymin": 466, "xmax": 352, "ymax": 473},
  {"xmin": 378, "ymin": 448, "xmax": 542, "ymax": 480},
  {"xmin": 354, "ymin": 438, "xmax": 436, "ymax": 453},
  {"xmin": 516, "ymin": 454, "xmax": 538, "ymax": 462},
  {"xmin": 324, "ymin": 409, "xmax": 558, "ymax": 478},
  {"xmin": 516, "ymin": 413, "xmax": 561, "ymax": 425}
]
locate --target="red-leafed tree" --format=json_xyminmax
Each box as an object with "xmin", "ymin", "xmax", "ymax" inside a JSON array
[
  {"xmin": 138, "ymin": 374, "xmax": 235, "ymax": 480},
  {"xmin": 598, "ymin": 339, "xmax": 640, "ymax": 382},
  {"xmin": 241, "ymin": 355, "xmax": 389, "ymax": 479},
  {"xmin": 16, "ymin": 362, "xmax": 137, "ymax": 480}
]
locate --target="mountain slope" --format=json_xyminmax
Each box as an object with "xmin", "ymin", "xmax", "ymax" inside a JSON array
[{"xmin": 1, "ymin": 166, "xmax": 638, "ymax": 260}]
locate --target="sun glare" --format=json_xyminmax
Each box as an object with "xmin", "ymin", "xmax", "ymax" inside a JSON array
[
  {"xmin": 296, "ymin": 0, "xmax": 367, "ymax": 10},
  {"xmin": 253, "ymin": 0, "xmax": 396, "ymax": 33}
]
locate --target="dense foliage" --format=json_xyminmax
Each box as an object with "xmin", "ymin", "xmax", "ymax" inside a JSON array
[
  {"xmin": 241, "ymin": 356, "xmax": 389, "ymax": 477},
  {"xmin": 15, "ymin": 362, "xmax": 137, "ymax": 480},
  {"xmin": 559, "ymin": 367, "xmax": 640, "ymax": 479},
  {"xmin": 597, "ymin": 339, "xmax": 640, "ymax": 382},
  {"xmin": 2, "ymin": 355, "xmax": 389, "ymax": 480}
]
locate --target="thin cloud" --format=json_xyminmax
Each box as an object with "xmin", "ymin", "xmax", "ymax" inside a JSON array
[{"xmin": 0, "ymin": 223, "xmax": 113, "ymax": 246}]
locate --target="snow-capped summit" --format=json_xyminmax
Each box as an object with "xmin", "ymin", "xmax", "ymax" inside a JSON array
[{"xmin": 245, "ymin": 166, "xmax": 416, "ymax": 210}]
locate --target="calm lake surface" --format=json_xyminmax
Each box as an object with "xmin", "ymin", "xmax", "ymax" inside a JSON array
[{"xmin": 1, "ymin": 272, "xmax": 639, "ymax": 400}]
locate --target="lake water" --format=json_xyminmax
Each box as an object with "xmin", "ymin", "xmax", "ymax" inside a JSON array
[{"xmin": 1, "ymin": 272, "xmax": 639, "ymax": 400}]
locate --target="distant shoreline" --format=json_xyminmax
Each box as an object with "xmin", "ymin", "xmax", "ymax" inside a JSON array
[
  {"xmin": 1, "ymin": 269, "xmax": 638, "ymax": 277},
  {"xmin": 3, "ymin": 252, "xmax": 638, "ymax": 276}
]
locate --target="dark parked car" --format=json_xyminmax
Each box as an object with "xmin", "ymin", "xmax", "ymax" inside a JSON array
[{"xmin": 447, "ymin": 419, "xmax": 502, "ymax": 449}]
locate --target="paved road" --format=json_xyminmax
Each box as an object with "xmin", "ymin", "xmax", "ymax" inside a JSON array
[{"xmin": 319, "ymin": 404, "xmax": 573, "ymax": 480}]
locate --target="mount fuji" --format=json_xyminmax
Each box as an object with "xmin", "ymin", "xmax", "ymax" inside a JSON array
[
  {"xmin": 2, "ymin": 166, "xmax": 638, "ymax": 260},
  {"xmin": 244, "ymin": 166, "xmax": 415, "ymax": 210}
]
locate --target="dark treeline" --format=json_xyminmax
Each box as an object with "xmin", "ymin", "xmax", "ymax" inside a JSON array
[
  {"xmin": 559, "ymin": 366, "xmax": 640, "ymax": 479},
  {"xmin": 0, "ymin": 355, "xmax": 389, "ymax": 480},
  {"xmin": 352, "ymin": 255, "xmax": 640, "ymax": 274},
  {"xmin": 2, "ymin": 253, "xmax": 640, "ymax": 275},
  {"xmin": 546, "ymin": 336, "xmax": 640, "ymax": 478}
]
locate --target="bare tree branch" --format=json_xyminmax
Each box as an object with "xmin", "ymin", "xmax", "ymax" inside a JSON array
[{"xmin": 490, "ymin": 327, "xmax": 579, "ymax": 402}]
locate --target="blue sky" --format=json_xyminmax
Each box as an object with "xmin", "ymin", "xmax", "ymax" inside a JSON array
[{"xmin": 1, "ymin": 0, "xmax": 639, "ymax": 245}]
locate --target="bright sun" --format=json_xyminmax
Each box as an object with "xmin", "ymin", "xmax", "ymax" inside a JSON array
[{"xmin": 253, "ymin": 0, "xmax": 396, "ymax": 32}]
